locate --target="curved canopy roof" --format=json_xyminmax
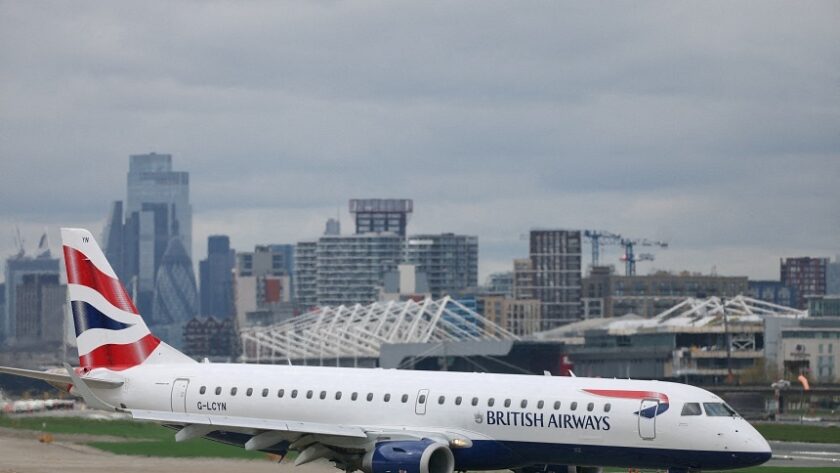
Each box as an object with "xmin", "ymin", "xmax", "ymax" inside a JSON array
[{"xmin": 240, "ymin": 296, "xmax": 519, "ymax": 362}]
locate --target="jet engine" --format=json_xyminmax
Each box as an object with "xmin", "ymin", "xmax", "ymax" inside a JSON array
[{"xmin": 362, "ymin": 439, "xmax": 455, "ymax": 473}]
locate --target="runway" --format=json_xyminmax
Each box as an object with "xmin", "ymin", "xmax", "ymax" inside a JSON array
[
  {"xmin": 0, "ymin": 426, "xmax": 836, "ymax": 472},
  {"xmin": 766, "ymin": 440, "xmax": 840, "ymax": 468}
]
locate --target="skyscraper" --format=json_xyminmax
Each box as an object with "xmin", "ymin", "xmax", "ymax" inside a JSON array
[
  {"xmin": 781, "ymin": 257, "xmax": 828, "ymax": 309},
  {"xmin": 152, "ymin": 237, "xmax": 198, "ymax": 326},
  {"xmin": 102, "ymin": 153, "xmax": 193, "ymax": 319},
  {"xmin": 199, "ymin": 235, "xmax": 235, "ymax": 318},
  {"xmin": 102, "ymin": 201, "xmax": 125, "ymax": 281},
  {"xmin": 126, "ymin": 153, "xmax": 192, "ymax": 256},
  {"xmin": 517, "ymin": 230, "xmax": 582, "ymax": 330},
  {"xmin": 324, "ymin": 218, "xmax": 341, "ymax": 236},
  {"xmin": 404, "ymin": 233, "xmax": 478, "ymax": 298}
]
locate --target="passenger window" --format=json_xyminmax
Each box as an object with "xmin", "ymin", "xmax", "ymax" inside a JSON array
[
  {"xmin": 335, "ymin": 392, "xmax": 342, "ymax": 400},
  {"xmin": 488, "ymin": 398, "xmax": 495, "ymax": 407},
  {"xmin": 215, "ymin": 387, "xmax": 221, "ymax": 395},
  {"xmin": 438, "ymin": 396, "xmax": 445, "ymax": 405},
  {"xmin": 278, "ymin": 389, "xmax": 285, "ymax": 398},
  {"xmin": 246, "ymin": 388, "xmax": 253, "ymax": 397},
  {"xmin": 471, "ymin": 397, "xmax": 479, "ymax": 406},
  {"xmin": 504, "ymin": 399, "xmax": 511, "ymax": 407},
  {"xmin": 570, "ymin": 402, "xmax": 577, "ymax": 411},
  {"xmin": 351, "ymin": 392, "xmax": 358, "ymax": 401},
  {"xmin": 200, "ymin": 386, "xmax": 206, "ymax": 395},
  {"xmin": 402, "ymin": 394, "xmax": 409, "ymax": 403},
  {"xmin": 587, "ymin": 402, "xmax": 594, "ymax": 412},
  {"xmin": 521, "ymin": 400, "xmax": 528, "ymax": 408},
  {"xmin": 320, "ymin": 391, "xmax": 326, "ymax": 400},
  {"xmin": 230, "ymin": 387, "xmax": 238, "ymax": 396},
  {"xmin": 306, "ymin": 390, "xmax": 313, "ymax": 399},
  {"xmin": 537, "ymin": 400, "xmax": 544, "ymax": 409},
  {"xmin": 604, "ymin": 403, "xmax": 611, "ymax": 413},
  {"xmin": 384, "ymin": 394, "xmax": 391, "ymax": 402},
  {"xmin": 455, "ymin": 396, "xmax": 462, "ymax": 406},
  {"xmin": 553, "ymin": 401, "xmax": 561, "ymax": 410},
  {"xmin": 291, "ymin": 389, "xmax": 298, "ymax": 398},
  {"xmin": 366, "ymin": 393, "xmax": 374, "ymax": 402},
  {"xmin": 418, "ymin": 394, "xmax": 426, "ymax": 404},
  {"xmin": 262, "ymin": 388, "xmax": 269, "ymax": 397}
]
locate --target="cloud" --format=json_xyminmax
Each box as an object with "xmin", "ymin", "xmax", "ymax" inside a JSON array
[{"xmin": 1, "ymin": 1, "xmax": 838, "ymax": 282}]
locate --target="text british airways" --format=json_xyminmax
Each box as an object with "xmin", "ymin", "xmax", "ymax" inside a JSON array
[{"xmin": 486, "ymin": 410, "xmax": 611, "ymax": 431}]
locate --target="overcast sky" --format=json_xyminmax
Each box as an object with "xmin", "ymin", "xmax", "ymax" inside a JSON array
[{"xmin": 1, "ymin": 1, "xmax": 838, "ymax": 283}]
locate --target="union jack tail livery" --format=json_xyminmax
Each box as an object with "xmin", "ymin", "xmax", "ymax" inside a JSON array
[{"xmin": 61, "ymin": 228, "xmax": 193, "ymax": 371}]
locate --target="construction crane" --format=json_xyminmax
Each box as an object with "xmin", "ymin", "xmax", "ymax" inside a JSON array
[
  {"xmin": 582, "ymin": 230, "xmax": 622, "ymax": 267},
  {"xmin": 619, "ymin": 237, "xmax": 669, "ymax": 276}
]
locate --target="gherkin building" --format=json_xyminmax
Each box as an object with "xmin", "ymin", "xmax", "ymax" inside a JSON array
[{"xmin": 152, "ymin": 237, "xmax": 198, "ymax": 325}]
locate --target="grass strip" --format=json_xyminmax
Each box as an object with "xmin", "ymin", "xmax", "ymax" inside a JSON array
[
  {"xmin": 88, "ymin": 439, "xmax": 268, "ymax": 459},
  {"xmin": 0, "ymin": 416, "xmax": 171, "ymax": 440},
  {"xmin": 754, "ymin": 423, "xmax": 840, "ymax": 444}
]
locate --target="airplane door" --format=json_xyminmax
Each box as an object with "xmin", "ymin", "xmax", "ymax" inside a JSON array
[
  {"xmin": 171, "ymin": 379, "xmax": 190, "ymax": 413},
  {"xmin": 638, "ymin": 399, "xmax": 658, "ymax": 440},
  {"xmin": 415, "ymin": 389, "xmax": 430, "ymax": 415}
]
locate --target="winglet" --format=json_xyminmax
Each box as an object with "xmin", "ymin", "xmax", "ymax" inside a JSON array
[{"xmin": 63, "ymin": 363, "xmax": 119, "ymax": 412}]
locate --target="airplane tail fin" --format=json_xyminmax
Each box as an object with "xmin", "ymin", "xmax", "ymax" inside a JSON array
[{"xmin": 61, "ymin": 228, "xmax": 194, "ymax": 370}]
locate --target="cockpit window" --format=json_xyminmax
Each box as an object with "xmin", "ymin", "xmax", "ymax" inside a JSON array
[
  {"xmin": 681, "ymin": 402, "xmax": 702, "ymax": 416},
  {"xmin": 703, "ymin": 402, "xmax": 738, "ymax": 417}
]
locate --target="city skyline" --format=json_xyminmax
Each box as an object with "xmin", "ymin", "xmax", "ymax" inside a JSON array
[{"xmin": 1, "ymin": 2, "xmax": 838, "ymax": 282}]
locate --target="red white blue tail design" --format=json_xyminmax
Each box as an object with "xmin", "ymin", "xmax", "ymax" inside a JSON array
[{"xmin": 61, "ymin": 228, "xmax": 193, "ymax": 370}]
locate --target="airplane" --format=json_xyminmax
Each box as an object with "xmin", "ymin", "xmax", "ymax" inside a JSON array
[{"xmin": 0, "ymin": 228, "xmax": 772, "ymax": 473}]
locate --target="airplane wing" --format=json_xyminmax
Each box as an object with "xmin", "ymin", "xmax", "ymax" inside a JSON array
[
  {"xmin": 128, "ymin": 408, "xmax": 476, "ymax": 468},
  {"xmin": 0, "ymin": 365, "xmax": 124, "ymax": 390}
]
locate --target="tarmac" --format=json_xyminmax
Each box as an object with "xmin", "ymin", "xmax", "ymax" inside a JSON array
[{"xmin": 0, "ymin": 426, "xmax": 837, "ymax": 472}]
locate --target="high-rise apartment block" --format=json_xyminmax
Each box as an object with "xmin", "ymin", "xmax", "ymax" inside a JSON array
[
  {"xmin": 349, "ymin": 199, "xmax": 413, "ymax": 237},
  {"xmin": 15, "ymin": 274, "xmax": 65, "ymax": 346},
  {"xmin": 404, "ymin": 234, "xmax": 478, "ymax": 298},
  {"xmin": 2, "ymin": 247, "xmax": 61, "ymax": 344},
  {"xmin": 827, "ymin": 256, "xmax": 840, "ymax": 295},
  {"xmin": 294, "ymin": 241, "xmax": 318, "ymax": 309},
  {"xmin": 516, "ymin": 230, "xmax": 582, "ymax": 330},
  {"xmin": 199, "ymin": 235, "xmax": 235, "ymax": 318},
  {"xmin": 234, "ymin": 245, "xmax": 294, "ymax": 326},
  {"xmin": 315, "ymin": 234, "xmax": 403, "ymax": 306},
  {"xmin": 781, "ymin": 257, "xmax": 828, "ymax": 309}
]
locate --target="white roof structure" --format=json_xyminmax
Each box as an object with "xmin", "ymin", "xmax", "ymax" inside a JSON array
[
  {"xmin": 535, "ymin": 295, "xmax": 807, "ymax": 340},
  {"xmin": 612, "ymin": 295, "xmax": 806, "ymax": 331},
  {"xmin": 240, "ymin": 297, "xmax": 519, "ymax": 363}
]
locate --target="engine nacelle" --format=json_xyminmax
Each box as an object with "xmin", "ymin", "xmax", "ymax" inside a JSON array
[{"xmin": 362, "ymin": 440, "xmax": 455, "ymax": 473}]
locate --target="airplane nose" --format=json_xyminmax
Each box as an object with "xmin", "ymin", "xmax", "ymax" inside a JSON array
[{"xmin": 742, "ymin": 427, "xmax": 772, "ymax": 467}]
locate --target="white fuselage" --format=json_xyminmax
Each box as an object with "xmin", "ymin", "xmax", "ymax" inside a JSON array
[{"xmin": 89, "ymin": 363, "xmax": 771, "ymax": 471}]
